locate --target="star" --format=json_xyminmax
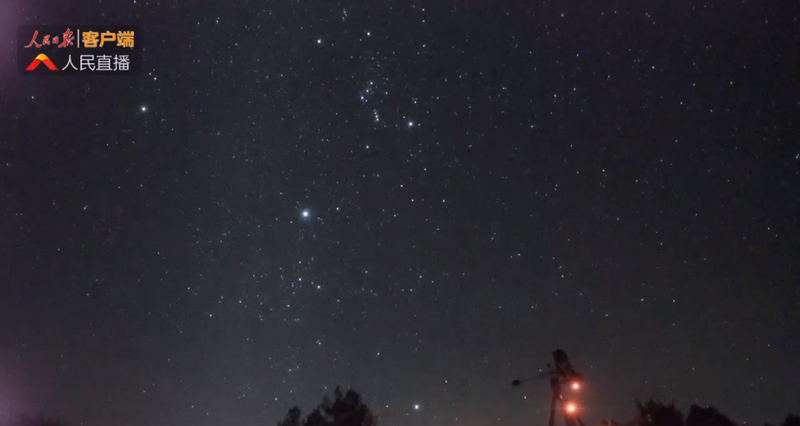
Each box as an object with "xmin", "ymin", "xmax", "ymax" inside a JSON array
[
  {"xmin": 140, "ymin": 105, "xmax": 147, "ymax": 112},
  {"xmin": 413, "ymin": 404, "xmax": 421, "ymax": 411},
  {"xmin": 301, "ymin": 209, "xmax": 311, "ymax": 219}
]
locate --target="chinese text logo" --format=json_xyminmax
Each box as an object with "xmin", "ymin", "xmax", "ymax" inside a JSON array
[{"xmin": 18, "ymin": 25, "xmax": 140, "ymax": 75}]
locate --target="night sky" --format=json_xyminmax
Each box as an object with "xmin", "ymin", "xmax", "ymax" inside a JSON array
[{"xmin": 0, "ymin": 1, "xmax": 798, "ymax": 426}]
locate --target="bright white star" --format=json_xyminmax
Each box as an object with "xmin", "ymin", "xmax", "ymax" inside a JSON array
[
  {"xmin": 140, "ymin": 105, "xmax": 147, "ymax": 112},
  {"xmin": 414, "ymin": 404, "xmax": 421, "ymax": 411},
  {"xmin": 301, "ymin": 209, "xmax": 311, "ymax": 218}
]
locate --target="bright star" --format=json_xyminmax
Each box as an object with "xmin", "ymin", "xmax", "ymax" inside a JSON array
[
  {"xmin": 301, "ymin": 209, "xmax": 311, "ymax": 218},
  {"xmin": 414, "ymin": 404, "xmax": 421, "ymax": 411},
  {"xmin": 140, "ymin": 105, "xmax": 147, "ymax": 112},
  {"xmin": 407, "ymin": 120, "xmax": 414, "ymax": 127},
  {"xmin": 317, "ymin": 39, "xmax": 322, "ymax": 44}
]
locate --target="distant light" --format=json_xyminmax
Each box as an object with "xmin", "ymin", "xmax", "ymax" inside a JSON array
[
  {"xmin": 565, "ymin": 403, "xmax": 577, "ymax": 414},
  {"xmin": 407, "ymin": 120, "xmax": 414, "ymax": 127},
  {"xmin": 301, "ymin": 209, "xmax": 310, "ymax": 218},
  {"xmin": 414, "ymin": 404, "xmax": 420, "ymax": 410},
  {"xmin": 140, "ymin": 105, "xmax": 147, "ymax": 112},
  {"xmin": 571, "ymin": 381, "xmax": 581, "ymax": 390},
  {"xmin": 317, "ymin": 39, "xmax": 322, "ymax": 44}
]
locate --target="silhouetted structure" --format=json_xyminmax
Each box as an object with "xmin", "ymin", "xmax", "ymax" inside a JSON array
[{"xmin": 512, "ymin": 349, "xmax": 587, "ymax": 426}]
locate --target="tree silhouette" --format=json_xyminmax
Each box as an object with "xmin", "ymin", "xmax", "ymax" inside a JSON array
[
  {"xmin": 616, "ymin": 399, "xmax": 797, "ymax": 426},
  {"xmin": 324, "ymin": 387, "xmax": 375, "ymax": 426},
  {"xmin": 781, "ymin": 415, "xmax": 800, "ymax": 426},
  {"xmin": 304, "ymin": 408, "xmax": 328, "ymax": 426},
  {"xmin": 686, "ymin": 404, "xmax": 737, "ymax": 426},
  {"xmin": 278, "ymin": 407, "xmax": 303, "ymax": 426},
  {"xmin": 768, "ymin": 414, "xmax": 800, "ymax": 426},
  {"xmin": 634, "ymin": 400, "xmax": 685, "ymax": 426},
  {"xmin": 278, "ymin": 386, "xmax": 376, "ymax": 426}
]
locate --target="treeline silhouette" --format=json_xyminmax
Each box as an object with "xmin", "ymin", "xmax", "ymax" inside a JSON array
[
  {"xmin": 601, "ymin": 399, "xmax": 800, "ymax": 426},
  {"xmin": 10, "ymin": 390, "xmax": 797, "ymax": 426}
]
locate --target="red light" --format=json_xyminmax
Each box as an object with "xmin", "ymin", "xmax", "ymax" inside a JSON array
[
  {"xmin": 571, "ymin": 382, "xmax": 581, "ymax": 390},
  {"xmin": 565, "ymin": 403, "xmax": 577, "ymax": 414}
]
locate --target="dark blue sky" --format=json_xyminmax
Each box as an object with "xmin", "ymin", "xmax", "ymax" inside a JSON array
[{"xmin": 0, "ymin": 1, "xmax": 797, "ymax": 426}]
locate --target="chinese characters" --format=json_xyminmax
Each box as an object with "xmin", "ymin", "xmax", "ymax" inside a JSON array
[
  {"xmin": 25, "ymin": 29, "xmax": 75, "ymax": 49},
  {"xmin": 24, "ymin": 28, "xmax": 134, "ymax": 50},
  {"xmin": 61, "ymin": 54, "xmax": 131, "ymax": 71},
  {"xmin": 20, "ymin": 25, "xmax": 138, "ymax": 75}
]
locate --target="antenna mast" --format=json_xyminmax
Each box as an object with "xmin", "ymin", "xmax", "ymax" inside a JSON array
[{"xmin": 512, "ymin": 349, "xmax": 587, "ymax": 426}]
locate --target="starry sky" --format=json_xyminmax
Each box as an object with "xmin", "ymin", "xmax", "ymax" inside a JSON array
[{"xmin": 0, "ymin": 1, "xmax": 798, "ymax": 426}]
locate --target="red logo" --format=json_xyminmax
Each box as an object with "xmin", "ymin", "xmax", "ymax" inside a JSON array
[{"xmin": 26, "ymin": 53, "xmax": 58, "ymax": 71}]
